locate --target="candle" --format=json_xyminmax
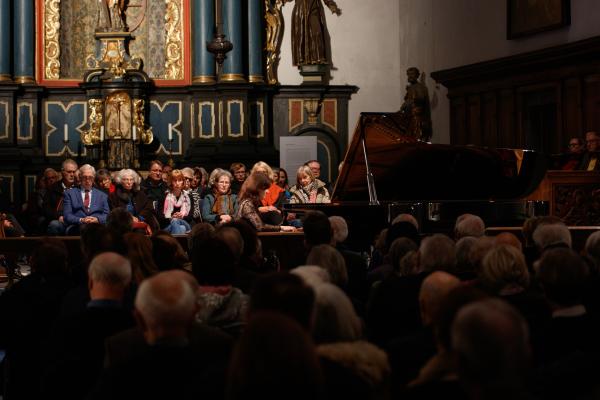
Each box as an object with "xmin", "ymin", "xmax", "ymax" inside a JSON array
[
  {"xmin": 63, "ymin": 124, "xmax": 68, "ymax": 141},
  {"xmin": 132, "ymin": 126, "xmax": 137, "ymax": 141},
  {"xmin": 168, "ymin": 123, "xmax": 173, "ymax": 141},
  {"xmin": 216, "ymin": 0, "xmax": 222, "ymax": 35},
  {"xmin": 100, "ymin": 126, "xmax": 104, "ymax": 142}
]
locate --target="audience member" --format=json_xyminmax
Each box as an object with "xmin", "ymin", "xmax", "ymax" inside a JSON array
[
  {"xmin": 140, "ymin": 160, "xmax": 167, "ymax": 214},
  {"xmin": 578, "ymin": 130, "xmax": 600, "ymax": 171},
  {"xmin": 454, "ymin": 213, "xmax": 485, "ymax": 240},
  {"xmin": 109, "ymin": 168, "xmax": 159, "ymax": 233},
  {"xmin": 202, "ymin": 168, "xmax": 238, "ymax": 225},
  {"xmin": 229, "ymin": 162, "xmax": 247, "ymax": 195},
  {"xmin": 227, "ymin": 312, "xmax": 324, "ymax": 400},
  {"xmin": 123, "ymin": 232, "xmax": 159, "ymax": 283},
  {"xmin": 63, "ymin": 164, "xmax": 110, "ymax": 235},
  {"xmin": 90, "ymin": 270, "xmax": 226, "ymax": 399},
  {"xmin": 452, "ymin": 299, "xmax": 532, "ymax": 400},
  {"xmin": 162, "ymin": 169, "xmax": 192, "ymax": 234},
  {"xmin": 42, "ymin": 252, "xmax": 134, "ymax": 400},
  {"xmin": 419, "ymin": 234, "xmax": 457, "ymax": 273},
  {"xmin": 289, "ymin": 164, "xmax": 331, "ymax": 204},
  {"xmin": 151, "ymin": 231, "xmax": 189, "ymax": 270},
  {"xmin": 306, "ymin": 244, "xmax": 348, "ymax": 288},
  {"xmin": 44, "ymin": 158, "xmax": 78, "ymax": 235}
]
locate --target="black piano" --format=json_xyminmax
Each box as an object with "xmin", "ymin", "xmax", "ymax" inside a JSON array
[{"xmin": 284, "ymin": 112, "xmax": 548, "ymax": 251}]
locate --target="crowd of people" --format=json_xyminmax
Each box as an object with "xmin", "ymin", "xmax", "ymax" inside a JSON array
[
  {"xmin": 1, "ymin": 195, "xmax": 599, "ymax": 399},
  {"xmin": 1, "ymin": 158, "xmax": 332, "ymax": 238}
]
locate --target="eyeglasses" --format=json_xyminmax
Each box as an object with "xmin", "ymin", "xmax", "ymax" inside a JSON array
[{"xmin": 81, "ymin": 175, "xmax": 94, "ymax": 180}]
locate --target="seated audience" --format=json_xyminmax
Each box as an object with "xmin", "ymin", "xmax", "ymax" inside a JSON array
[
  {"xmin": 252, "ymin": 161, "xmax": 285, "ymax": 224},
  {"xmin": 274, "ymin": 167, "xmax": 291, "ymax": 200},
  {"xmin": 306, "ymin": 244, "xmax": 348, "ymax": 289},
  {"xmin": 151, "ymin": 231, "xmax": 190, "ymax": 270},
  {"xmin": 95, "ymin": 168, "xmax": 114, "ymax": 194},
  {"xmin": 289, "ymin": 164, "xmax": 331, "ymax": 204},
  {"xmin": 454, "ymin": 213, "xmax": 485, "ymax": 240},
  {"xmin": 42, "ymin": 252, "xmax": 134, "ymax": 400},
  {"xmin": 229, "ymin": 162, "xmax": 247, "ymax": 195},
  {"xmin": 532, "ymin": 221, "xmax": 571, "ymax": 252},
  {"xmin": 578, "ymin": 130, "xmax": 600, "ymax": 171},
  {"xmin": 123, "ymin": 232, "xmax": 159, "ymax": 283},
  {"xmin": 202, "ymin": 168, "xmax": 238, "ymax": 225},
  {"xmin": 109, "ymin": 168, "xmax": 158, "ymax": 233},
  {"xmin": 227, "ymin": 312, "xmax": 324, "ymax": 400},
  {"xmin": 90, "ymin": 270, "xmax": 226, "ymax": 399},
  {"xmin": 44, "ymin": 158, "xmax": 78, "ymax": 235},
  {"xmin": 452, "ymin": 299, "xmax": 532, "ymax": 400},
  {"xmin": 63, "ymin": 164, "xmax": 110, "ymax": 235},
  {"xmin": 306, "ymin": 159, "xmax": 332, "ymax": 194},
  {"xmin": 162, "ymin": 169, "xmax": 192, "ymax": 234},
  {"xmin": 560, "ymin": 136, "xmax": 585, "ymax": 170},
  {"xmin": 140, "ymin": 160, "xmax": 167, "ymax": 213},
  {"xmin": 191, "ymin": 236, "xmax": 248, "ymax": 337}
]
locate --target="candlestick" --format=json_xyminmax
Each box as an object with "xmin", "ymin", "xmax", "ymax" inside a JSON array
[{"xmin": 63, "ymin": 124, "xmax": 68, "ymax": 142}]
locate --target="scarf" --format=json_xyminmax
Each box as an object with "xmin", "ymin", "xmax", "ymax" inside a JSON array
[
  {"xmin": 164, "ymin": 191, "xmax": 190, "ymax": 218},
  {"xmin": 296, "ymin": 180, "xmax": 319, "ymax": 203},
  {"xmin": 211, "ymin": 188, "xmax": 235, "ymax": 215}
]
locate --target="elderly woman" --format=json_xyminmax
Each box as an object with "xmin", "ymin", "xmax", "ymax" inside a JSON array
[
  {"xmin": 162, "ymin": 169, "xmax": 193, "ymax": 234},
  {"xmin": 290, "ymin": 165, "xmax": 330, "ymax": 204},
  {"xmin": 201, "ymin": 168, "xmax": 238, "ymax": 225},
  {"xmin": 109, "ymin": 168, "xmax": 158, "ymax": 232},
  {"xmin": 235, "ymin": 173, "xmax": 295, "ymax": 232}
]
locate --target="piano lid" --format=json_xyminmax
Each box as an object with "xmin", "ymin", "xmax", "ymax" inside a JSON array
[{"xmin": 332, "ymin": 112, "xmax": 548, "ymax": 202}]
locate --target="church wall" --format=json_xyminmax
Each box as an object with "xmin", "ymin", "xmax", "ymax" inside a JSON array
[{"xmin": 277, "ymin": 0, "xmax": 600, "ymax": 144}]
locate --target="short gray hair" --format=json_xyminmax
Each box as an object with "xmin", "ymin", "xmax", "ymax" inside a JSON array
[
  {"xmin": 88, "ymin": 252, "xmax": 132, "ymax": 288},
  {"xmin": 79, "ymin": 164, "xmax": 96, "ymax": 176},
  {"xmin": 135, "ymin": 271, "xmax": 197, "ymax": 328},
  {"xmin": 392, "ymin": 213, "xmax": 419, "ymax": 230},
  {"xmin": 532, "ymin": 223, "xmax": 571, "ymax": 250},
  {"xmin": 329, "ymin": 216, "xmax": 348, "ymax": 244},
  {"xmin": 455, "ymin": 214, "xmax": 485, "ymax": 239},
  {"xmin": 419, "ymin": 234, "xmax": 456, "ymax": 272},
  {"xmin": 312, "ymin": 283, "xmax": 362, "ymax": 344}
]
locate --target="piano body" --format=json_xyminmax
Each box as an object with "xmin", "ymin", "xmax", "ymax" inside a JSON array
[{"xmin": 284, "ymin": 112, "xmax": 548, "ymax": 251}]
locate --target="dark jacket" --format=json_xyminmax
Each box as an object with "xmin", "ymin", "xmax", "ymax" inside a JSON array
[{"xmin": 108, "ymin": 185, "xmax": 159, "ymax": 231}]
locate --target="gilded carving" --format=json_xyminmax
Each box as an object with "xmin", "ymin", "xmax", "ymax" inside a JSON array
[
  {"xmin": 45, "ymin": 0, "xmax": 62, "ymax": 79},
  {"xmin": 81, "ymin": 99, "xmax": 104, "ymax": 145},
  {"xmin": 133, "ymin": 99, "xmax": 154, "ymax": 144},
  {"xmin": 265, "ymin": 0, "xmax": 283, "ymax": 85},
  {"xmin": 164, "ymin": 0, "xmax": 182, "ymax": 80}
]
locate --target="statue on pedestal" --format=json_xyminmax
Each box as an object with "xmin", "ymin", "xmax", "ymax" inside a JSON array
[
  {"xmin": 399, "ymin": 67, "xmax": 433, "ymax": 142},
  {"xmin": 284, "ymin": 0, "xmax": 340, "ymax": 66},
  {"xmin": 97, "ymin": 0, "xmax": 127, "ymax": 32}
]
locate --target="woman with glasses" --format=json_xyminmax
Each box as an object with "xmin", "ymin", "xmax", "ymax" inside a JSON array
[{"xmin": 202, "ymin": 168, "xmax": 238, "ymax": 225}]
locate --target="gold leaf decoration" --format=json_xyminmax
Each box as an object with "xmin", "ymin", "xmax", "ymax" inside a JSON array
[
  {"xmin": 45, "ymin": 0, "xmax": 61, "ymax": 79},
  {"xmin": 164, "ymin": 0, "xmax": 182, "ymax": 80}
]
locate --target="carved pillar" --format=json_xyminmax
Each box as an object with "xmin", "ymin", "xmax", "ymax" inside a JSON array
[
  {"xmin": 248, "ymin": 0, "xmax": 263, "ymax": 83},
  {"xmin": 13, "ymin": 0, "xmax": 35, "ymax": 84},
  {"xmin": 221, "ymin": 0, "xmax": 244, "ymax": 82},
  {"xmin": 192, "ymin": 0, "xmax": 216, "ymax": 84},
  {"xmin": 0, "ymin": 0, "xmax": 11, "ymax": 81}
]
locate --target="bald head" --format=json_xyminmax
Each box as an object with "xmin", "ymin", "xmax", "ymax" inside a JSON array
[
  {"xmin": 419, "ymin": 271, "xmax": 461, "ymax": 326},
  {"xmin": 135, "ymin": 271, "xmax": 197, "ymax": 343}
]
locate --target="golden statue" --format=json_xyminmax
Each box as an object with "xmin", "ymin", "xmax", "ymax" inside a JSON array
[
  {"xmin": 265, "ymin": 0, "xmax": 284, "ymax": 84},
  {"xmin": 97, "ymin": 0, "xmax": 127, "ymax": 32}
]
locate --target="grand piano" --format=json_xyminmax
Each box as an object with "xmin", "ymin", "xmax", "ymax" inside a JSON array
[{"xmin": 284, "ymin": 112, "xmax": 548, "ymax": 251}]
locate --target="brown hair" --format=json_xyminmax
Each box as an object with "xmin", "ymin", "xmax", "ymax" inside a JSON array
[{"xmin": 239, "ymin": 172, "xmax": 271, "ymax": 207}]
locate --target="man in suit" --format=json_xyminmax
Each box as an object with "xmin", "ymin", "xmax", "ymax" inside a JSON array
[
  {"xmin": 578, "ymin": 131, "xmax": 600, "ymax": 171},
  {"xmin": 44, "ymin": 158, "xmax": 78, "ymax": 235},
  {"xmin": 63, "ymin": 164, "xmax": 110, "ymax": 235}
]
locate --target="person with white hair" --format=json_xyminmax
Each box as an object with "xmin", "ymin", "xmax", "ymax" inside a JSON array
[
  {"xmin": 454, "ymin": 213, "xmax": 485, "ymax": 240},
  {"xmin": 109, "ymin": 168, "xmax": 159, "ymax": 232},
  {"xmin": 391, "ymin": 213, "xmax": 419, "ymax": 230},
  {"xmin": 532, "ymin": 222, "xmax": 572, "ymax": 252},
  {"xmin": 63, "ymin": 164, "xmax": 110, "ymax": 235},
  {"xmin": 90, "ymin": 270, "xmax": 223, "ymax": 399},
  {"xmin": 42, "ymin": 252, "xmax": 134, "ymax": 399}
]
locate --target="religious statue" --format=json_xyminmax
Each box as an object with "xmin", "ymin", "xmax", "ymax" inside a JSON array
[
  {"xmin": 97, "ymin": 0, "xmax": 127, "ymax": 32},
  {"xmin": 399, "ymin": 67, "xmax": 433, "ymax": 142},
  {"xmin": 265, "ymin": 0, "xmax": 284, "ymax": 84},
  {"xmin": 283, "ymin": 0, "xmax": 340, "ymax": 66}
]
